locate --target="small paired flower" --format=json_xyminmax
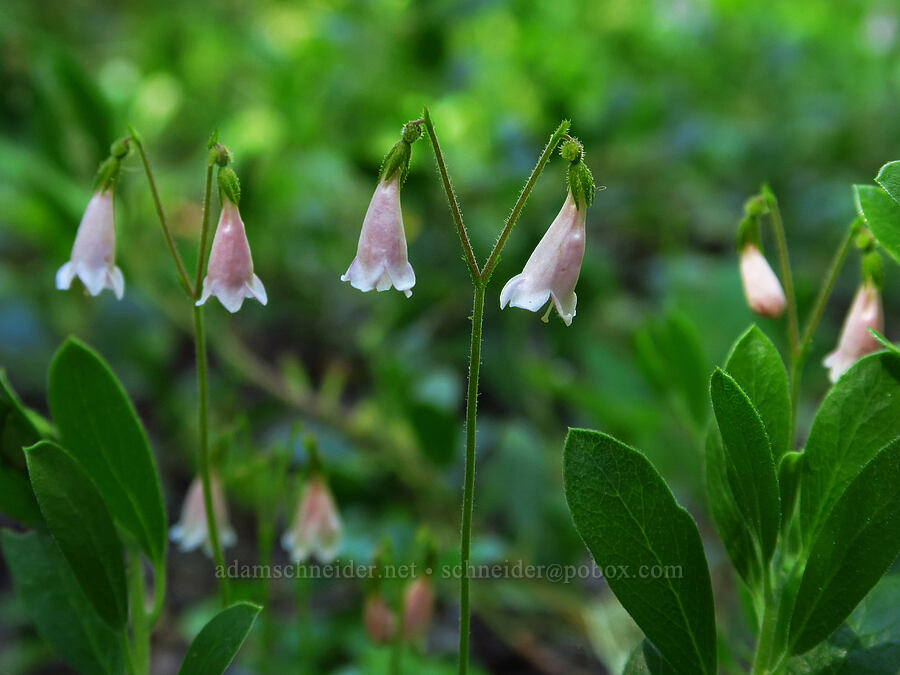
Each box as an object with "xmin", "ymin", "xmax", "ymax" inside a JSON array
[
  {"xmin": 824, "ymin": 280, "xmax": 883, "ymax": 382},
  {"xmin": 170, "ymin": 474, "xmax": 237, "ymax": 556},
  {"xmin": 402, "ymin": 576, "xmax": 434, "ymax": 641},
  {"xmin": 342, "ymin": 121, "xmax": 422, "ymax": 297},
  {"xmin": 56, "ymin": 190, "xmax": 125, "ymax": 299},
  {"xmin": 281, "ymin": 475, "xmax": 342, "ymax": 563},
  {"xmin": 500, "ymin": 139, "xmax": 594, "ymax": 326},
  {"xmin": 739, "ymin": 243, "xmax": 786, "ymax": 319},
  {"xmin": 196, "ymin": 167, "xmax": 267, "ymax": 313},
  {"xmin": 364, "ymin": 594, "xmax": 397, "ymax": 645}
]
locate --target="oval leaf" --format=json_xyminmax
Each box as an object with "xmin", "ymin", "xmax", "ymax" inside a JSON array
[
  {"xmin": 799, "ymin": 352, "xmax": 900, "ymax": 547},
  {"xmin": 789, "ymin": 438, "xmax": 900, "ymax": 655},
  {"xmin": 48, "ymin": 338, "xmax": 166, "ymax": 565},
  {"xmin": 854, "ymin": 184, "xmax": 900, "ymax": 266},
  {"xmin": 710, "ymin": 368, "xmax": 781, "ymax": 562},
  {"xmin": 179, "ymin": 602, "xmax": 262, "ymax": 675},
  {"xmin": 875, "ymin": 160, "xmax": 900, "ymax": 207},
  {"xmin": 1, "ymin": 529, "xmax": 124, "ymax": 675},
  {"xmin": 564, "ymin": 428, "xmax": 717, "ymax": 674},
  {"xmin": 25, "ymin": 440, "xmax": 128, "ymax": 628}
]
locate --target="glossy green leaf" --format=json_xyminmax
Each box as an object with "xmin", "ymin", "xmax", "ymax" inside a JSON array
[
  {"xmin": 564, "ymin": 429, "xmax": 717, "ymax": 675},
  {"xmin": 799, "ymin": 352, "xmax": 900, "ymax": 547},
  {"xmin": 875, "ymin": 160, "xmax": 900, "ymax": 206},
  {"xmin": 854, "ymin": 184, "xmax": 900, "ymax": 266},
  {"xmin": 623, "ymin": 640, "xmax": 679, "ymax": 674},
  {"xmin": 25, "ymin": 440, "xmax": 128, "ymax": 628},
  {"xmin": 723, "ymin": 325, "xmax": 791, "ymax": 460},
  {"xmin": 789, "ymin": 439, "xmax": 900, "ymax": 655},
  {"xmin": 0, "ymin": 463, "xmax": 43, "ymax": 527},
  {"xmin": 705, "ymin": 429, "xmax": 761, "ymax": 588},
  {"xmin": 1, "ymin": 529, "xmax": 124, "ymax": 675},
  {"xmin": 0, "ymin": 369, "xmax": 53, "ymax": 470},
  {"xmin": 710, "ymin": 368, "xmax": 781, "ymax": 562},
  {"xmin": 48, "ymin": 338, "xmax": 166, "ymax": 565},
  {"xmin": 178, "ymin": 602, "xmax": 262, "ymax": 675}
]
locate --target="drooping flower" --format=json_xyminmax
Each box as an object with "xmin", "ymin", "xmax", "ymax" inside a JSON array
[
  {"xmin": 402, "ymin": 577, "xmax": 434, "ymax": 641},
  {"xmin": 56, "ymin": 190, "xmax": 125, "ymax": 299},
  {"xmin": 281, "ymin": 475, "xmax": 342, "ymax": 563},
  {"xmin": 823, "ymin": 280, "xmax": 883, "ymax": 382},
  {"xmin": 364, "ymin": 594, "xmax": 396, "ymax": 645},
  {"xmin": 196, "ymin": 196, "xmax": 267, "ymax": 313},
  {"xmin": 170, "ymin": 474, "xmax": 237, "ymax": 556},
  {"xmin": 500, "ymin": 191, "xmax": 586, "ymax": 325},
  {"xmin": 739, "ymin": 243, "xmax": 786, "ymax": 318},
  {"xmin": 341, "ymin": 174, "xmax": 416, "ymax": 297}
]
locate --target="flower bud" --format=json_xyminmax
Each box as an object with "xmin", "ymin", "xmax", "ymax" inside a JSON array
[
  {"xmin": 500, "ymin": 190, "xmax": 586, "ymax": 325},
  {"xmin": 402, "ymin": 577, "xmax": 434, "ymax": 641},
  {"xmin": 195, "ymin": 195, "xmax": 267, "ymax": 313},
  {"xmin": 169, "ymin": 474, "xmax": 237, "ymax": 556},
  {"xmin": 56, "ymin": 189, "xmax": 125, "ymax": 299},
  {"xmin": 281, "ymin": 475, "xmax": 342, "ymax": 563},
  {"xmin": 823, "ymin": 281, "xmax": 883, "ymax": 382},
  {"xmin": 738, "ymin": 243, "xmax": 786, "ymax": 318},
  {"xmin": 341, "ymin": 174, "xmax": 416, "ymax": 297},
  {"xmin": 364, "ymin": 594, "xmax": 396, "ymax": 645}
]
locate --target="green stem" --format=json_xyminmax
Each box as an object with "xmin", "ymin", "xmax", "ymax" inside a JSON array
[
  {"xmin": 194, "ymin": 162, "xmax": 216, "ymax": 295},
  {"xmin": 765, "ymin": 188, "xmax": 800, "ymax": 363},
  {"xmin": 458, "ymin": 282, "xmax": 486, "ymax": 675},
  {"xmin": 751, "ymin": 574, "xmax": 782, "ymax": 675},
  {"xmin": 127, "ymin": 547, "xmax": 150, "ymax": 675},
  {"xmin": 148, "ymin": 558, "xmax": 166, "ymax": 626},
  {"xmin": 480, "ymin": 120, "xmax": 570, "ymax": 282},
  {"xmin": 422, "ymin": 107, "xmax": 481, "ymax": 279},
  {"xmin": 131, "ymin": 135, "xmax": 194, "ymax": 297},
  {"xmin": 193, "ymin": 305, "xmax": 230, "ymax": 606}
]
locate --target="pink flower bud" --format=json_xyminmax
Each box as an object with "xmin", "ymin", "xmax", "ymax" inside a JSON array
[
  {"xmin": 364, "ymin": 594, "xmax": 396, "ymax": 645},
  {"xmin": 281, "ymin": 476, "xmax": 342, "ymax": 563},
  {"xmin": 341, "ymin": 175, "xmax": 415, "ymax": 297},
  {"xmin": 739, "ymin": 244, "xmax": 786, "ymax": 318},
  {"xmin": 500, "ymin": 191, "xmax": 586, "ymax": 326},
  {"xmin": 402, "ymin": 577, "xmax": 434, "ymax": 641},
  {"xmin": 196, "ymin": 200, "xmax": 267, "ymax": 313},
  {"xmin": 823, "ymin": 281, "xmax": 883, "ymax": 382},
  {"xmin": 56, "ymin": 190, "xmax": 124, "ymax": 299},
  {"xmin": 169, "ymin": 474, "xmax": 236, "ymax": 556}
]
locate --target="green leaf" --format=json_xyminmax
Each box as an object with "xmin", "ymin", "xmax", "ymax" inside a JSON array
[
  {"xmin": 1, "ymin": 529, "xmax": 124, "ymax": 675},
  {"xmin": 0, "ymin": 369, "xmax": 53, "ymax": 470},
  {"xmin": 854, "ymin": 184, "xmax": 900, "ymax": 266},
  {"xmin": 178, "ymin": 602, "xmax": 262, "ymax": 675},
  {"xmin": 564, "ymin": 429, "xmax": 717, "ymax": 675},
  {"xmin": 705, "ymin": 428, "xmax": 761, "ymax": 588},
  {"xmin": 723, "ymin": 325, "xmax": 791, "ymax": 461},
  {"xmin": 623, "ymin": 640, "xmax": 679, "ymax": 674},
  {"xmin": 710, "ymin": 368, "xmax": 781, "ymax": 562},
  {"xmin": 48, "ymin": 338, "xmax": 166, "ymax": 565},
  {"xmin": 789, "ymin": 439, "xmax": 900, "ymax": 655},
  {"xmin": 25, "ymin": 440, "xmax": 128, "ymax": 628},
  {"xmin": 799, "ymin": 352, "xmax": 900, "ymax": 547},
  {"xmin": 875, "ymin": 160, "xmax": 900, "ymax": 206},
  {"xmin": 0, "ymin": 463, "xmax": 43, "ymax": 527}
]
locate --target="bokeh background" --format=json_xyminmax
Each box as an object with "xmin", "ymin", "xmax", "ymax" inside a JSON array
[{"xmin": 2, "ymin": 0, "xmax": 899, "ymax": 673}]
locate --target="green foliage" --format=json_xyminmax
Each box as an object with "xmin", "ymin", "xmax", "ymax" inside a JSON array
[
  {"xmin": 178, "ymin": 602, "xmax": 261, "ymax": 675},
  {"xmin": 1, "ymin": 529, "xmax": 124, "ymax": 675},
  {"xmin": 854, "ymin": 184, "xmax": 900, "ymax": 266},
  {"xmin": 47, "ymin": 337, "xmax": 167, "ymax": 566},
  {"xmin": 623, "ymin": 641, "xmax": 679, "ymax": 675},
  {"xmin": 563, "ymin": 428, "xmax": 716, "ymax": 675}
]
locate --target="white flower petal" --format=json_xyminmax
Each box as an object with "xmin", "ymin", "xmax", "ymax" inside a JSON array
[
  {"xmin": 108, "ymin": 266, "xmax": 125, "ymax": 300},
  {"xmin": 246, "ymin": 274, "xmax": 268, "ymax": 305},
  {"xmin": 56, "ymin": 262, "xmax": 75, "ymax": 290},
  {"xmin": 77, "ymin": 263, "xmax": 109, "ymax": 297}
]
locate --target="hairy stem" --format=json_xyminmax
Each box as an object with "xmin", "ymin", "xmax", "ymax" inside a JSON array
[
  {"xmin": 458, "ymin": 282, "xmax": 486, "ymax": 675},
  {"xmin": 480, "ymin": 120, "xmax": 570, "ymax": 282}
]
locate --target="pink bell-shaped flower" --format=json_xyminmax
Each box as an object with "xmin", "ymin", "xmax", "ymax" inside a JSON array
[
  {"xmin": 402, "ymin": 577, "xmax": 434, "ymax": 641},
  {"xmin": 281, "ymin": 475, "xmax": 342, "ymax": 563},
  {"xmin": 56, "ymin": 190, "xmax": 125, "ymax": 299},
  {"xmin": 364, "ymin": 594, "xmax": 396, "ymax": 645},
  {"xmin": 824, "ymin": 281, "xmax": 883, "ymax": 382},
  {"xmin": 196, "ymin": 198, "xmax": 267, "ymax": 313},
  {"xmin": 341, "ymin": 175, "xmax": 416, "ymax": 297},
  {"xmin": 739, "ymin": 243, "xmax": 786, "ymax": 318},
  {"xmin": 500, "ymin": 191, "xmax": 586, "ymax": 325},
  {"xmin": 169, "ymin": 474, "xmax": 237, "ymax": 556}
]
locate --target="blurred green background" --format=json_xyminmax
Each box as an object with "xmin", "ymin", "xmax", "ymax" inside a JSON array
[{"xmin": 1, "ymin": 0, "xmax": 899, "ymax": 673}]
